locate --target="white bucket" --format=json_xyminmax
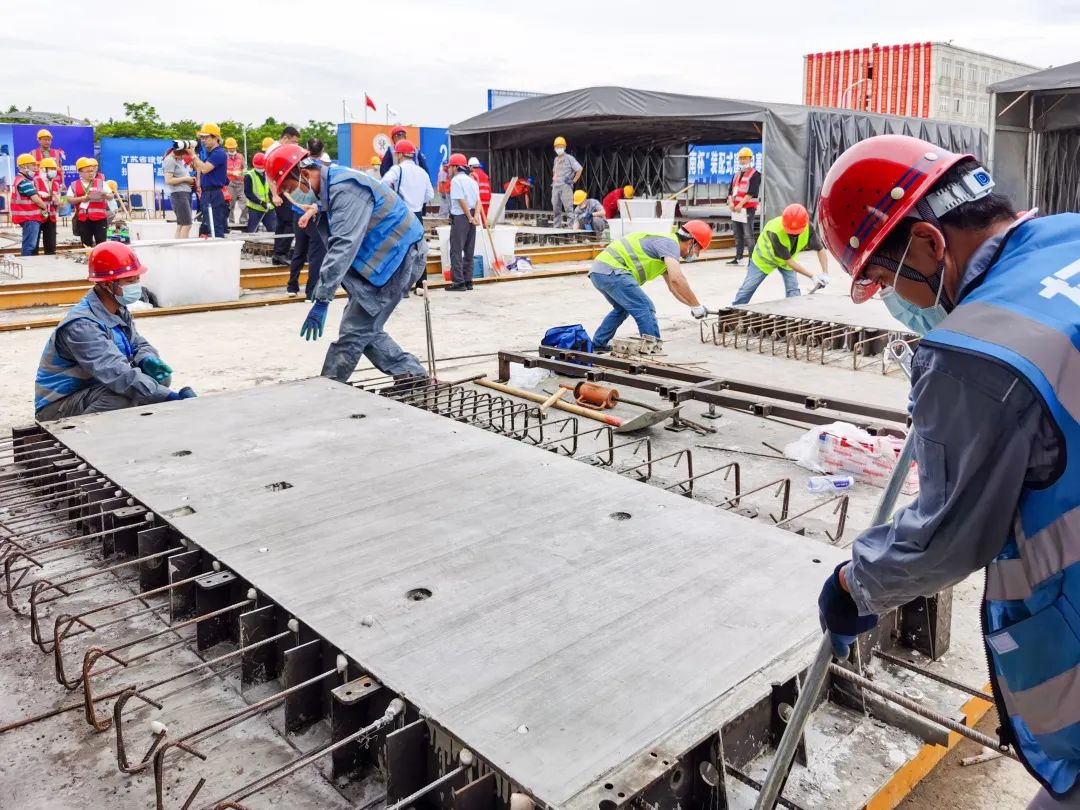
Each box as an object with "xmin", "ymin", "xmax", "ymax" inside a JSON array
[
  {"xmin": 607, "ymin": 218, "xmax": 674, "ymax": 241},
  {"xmin": 622, "ymin": 199, "xmax": 675, "ymax": 220},
  {"xmin": 129, "ymin": 220, "xmax": 200, "ymax": 241},
  {"xmin": 133, "ymin": 239, "xmax": 242, "ymax": 307},
  {"xmin": 436, "ymin": 225, "xmax": 518, "ymax": 276}
]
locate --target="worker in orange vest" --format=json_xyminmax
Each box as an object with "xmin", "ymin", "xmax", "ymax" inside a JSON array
[
  {"xmin": 468, "ymin": 157, "xmax": 492, "ymax": 218},
  {"xmin": 11, "ymin": 154, "xmax": 50, "ymax": 256},
  {"xmin": 37, "ymin": 158, "xmax": 64, "ymax": 255},
  {"xmin": 32, "ymin": 129, "xmax": 66, "ymax": 172},
  {"xmin": 224, "ymin": 137, "xmax": 247, "ymax": 227},
  {"xmin": 67, "ymin": 157, "xmax": 112, "ymax": 247},
  {"xmin": 726, "ymin": 147, "xmax": 760, "ymax": 265},
  {"xmin": 503, "ymin": 176, "xmax": 533, "ymax": 210},
  {"xmin": 436, "ymin": 161, "xmax": 451, "ymax": 216}
]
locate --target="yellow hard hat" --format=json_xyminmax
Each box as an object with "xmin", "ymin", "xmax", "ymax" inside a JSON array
[
  {"xmin": 573, "ymin": 190, "xmax": 587, "ymax": 206},
  {"xmin": 623, "ymin": 185, "xmax": 634, "ymax": 198},
  {"xmin": 261, "ymin": 137, "xmax": 274, "ymax": 150},
  {"xmin": 39, "ymin": 157, "xmax": 58, "ymax": 169},
  {"xmin": 737, "ymin": 147, "xmax": 754, "ymax": 160},
  {"xmin": 106, "ymin": 180, "xmax": 118, "ymax": 193},
  {"xmin": 37, "ymin": 129, "xmax": 53, "ymax": 140},
  {"xmin": 76, "ymin": 157, "xmax": 92, "ymax": 170},
  {"xmin": 16, "ymin": 153, "xmax": 36, "ymax": 168},
  {"xmin": 371, "ymin": 156, "xmax": 381, "ymax": 165},
  {"xmin": 198, "ymin": 122, "xmax": 222, "ymax": 137},
  {"xmin": 224, "ymin": 137, "xmax": 238, "ymax": 149},
  {"xmin": 553, "ymin": 136, "xmax": 567, "ymax": 148}
]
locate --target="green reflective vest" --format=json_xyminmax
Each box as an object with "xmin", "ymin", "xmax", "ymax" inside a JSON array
[
  {"xmin": 245, "ymin": 169, "xmax": 271, "ymax": 212},
  {"xmin": 752, "ymin": 216, "xmax": 811, "ymax": 274},
  {"xmin": 595, "ymin": 232, "xmax": 677, "ymax": 285}
]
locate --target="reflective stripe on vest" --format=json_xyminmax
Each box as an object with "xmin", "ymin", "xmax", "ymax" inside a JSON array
[
  {"xmin": 11, "ymin": 173, "xmax": 45, "ymax": 224},
  {"xmin": 73, "ymin": 177, "xmax": 109, "ymax": 221},
  {"xmin": 472, "ymin": 169, "xmax": 492, "ymax": 203},
  {"xmin": 595, "ymin": 232, "xmax": 676, "ymax": 285},
  {"xmin": 731, "ymin": 168, "xmax": 758, "ymax": 209},
  {"xmin": 921, "ymin": 213, "xmax": 1080, "ymax": 795},
  {"xmin": 38, "ymin": 175, "xmax": 59, "ymax": 222},
  {"xmin": 323, "ymin": 166, "xmax": 424, "ymax": 287},
  {"xmin": 244, "ymin": 169, "xmax": 271, "ymax": 212},
  {"xmin": 752, "ymin": 216, "xmax": 810, "ymax": 273},
  {"xmin": 34, "ymin": 293, "xmax": 133, "ymax": 412}
]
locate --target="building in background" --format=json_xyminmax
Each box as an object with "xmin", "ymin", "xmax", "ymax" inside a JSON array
[{"xmin": 802, "ymin": 42, "xmax": 1038, "ymax": 128}]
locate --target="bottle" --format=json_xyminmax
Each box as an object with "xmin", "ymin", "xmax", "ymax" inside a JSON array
[{"xmin": 806, "ymin": 475, "xmax": 854, "ymax": 494}]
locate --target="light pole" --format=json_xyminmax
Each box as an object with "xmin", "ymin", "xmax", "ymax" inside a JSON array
[{"xmin": 840, "ymin": 78, "xmax": 868, "ymax": 110}]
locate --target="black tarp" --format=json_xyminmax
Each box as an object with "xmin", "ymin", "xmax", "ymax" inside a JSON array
[
  {"xmin": 990, "ymin": 60, "xmax": 1080, "ymax": 94},
  {"xmin": 449, "ymin": 86, "xmax": 985, "ymax": 217}
]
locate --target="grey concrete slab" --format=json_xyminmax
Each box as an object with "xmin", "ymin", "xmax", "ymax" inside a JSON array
[{"xmin": 0, "ymin": 253, "xmax": 89, "ymax": 285}]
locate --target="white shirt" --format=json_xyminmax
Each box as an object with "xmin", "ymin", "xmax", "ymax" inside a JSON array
[
  {"xmin": 381, "ymin": 159, "xmax": 434, "ymax": 213},
  {"xmin": 449, "ymin": 171, "xmax": 479, "ymax": 216}
]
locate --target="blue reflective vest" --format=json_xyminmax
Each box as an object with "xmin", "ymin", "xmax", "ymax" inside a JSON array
[
  {"xmin": 34, "ymin": 291, "xmax": 135, "ymax": 412},
  {"xmin": 922, "ymin": 213, "xmax": 1080, "ymax": 798},
  {"xmin": 322, "ymin": 165, "xmax": 423, "ymax": 287}
]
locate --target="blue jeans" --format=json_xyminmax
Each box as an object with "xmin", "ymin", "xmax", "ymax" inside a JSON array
[
  {"xmin": 20, "ymin": 220, "xmax": 42, "ymax": 256},
  {"xmin": 731, "ymin": 261, "xmax": 801, "ymax": 305},
  {"xmin": 590, "ymin": 271, "xmax": 660, "ymax": 348}
]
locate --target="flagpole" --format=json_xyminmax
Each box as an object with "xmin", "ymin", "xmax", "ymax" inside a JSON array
[
  {"xmin": 342, "ymin": 99, "xmax": 346, "ymax": 124},
  {"xmin": 385, "ymin": 104, "xmax": 389, "ymax": 126}
]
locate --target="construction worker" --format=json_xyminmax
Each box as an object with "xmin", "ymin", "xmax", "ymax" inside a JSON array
[
  {"xmin": 32, "ymin": 129, "xmax": 65, "ymax": 170},
  {"xmin": 34, "ymin": 242, "xmax": 196, "ymax": 420},
  {"xmin": 186, "ymin": 123, "xmax": 229, "ymax": 238},
  {"xmin": 446, "ymin": 152, "xmax": 481, "ymax": 292},
  {"xmin": 504, "ymin": 176, "xmax": 533, "ymax": 210},
  {"xmin": 383, "ymin": 140, "xmax": 434, "ymax": 297},
  {"xmin": 602, "ymin": 185, "xmax": 634, "ymax": 219},
  {"xmin": 551, "ymin": 136, "xmax": 582, "ymax": 227},
  {"xmin": 270, "ymin": 126, "xmax": 301, "ymax": 263},
  {"xmin": 467, "ymin": 157, "xmax": 492, "ymax": 218},
  {"xmin": 265, "ymin": 144, "xmax": 428, "ymax": 382},
  {"xmin": 571, "ymin": 190, "xmax": 607, "ymax": 238},
  {"xmin": 285, "ymin": 138, "xmax": 330, "ymax": 300},
  {"xmin": 730, "ymin": 203, "xmax": 829, "ymax": 305},
  {"xmin": 815, "ymin": 133, "xmax": 1080, "ymax": 809},
  {"xmin": 436, "ymin": 161, "xmax": 451, "ymax": 216},
  {"xmin": 379, "ymin": 126, "xmax": 428, "ymax": 176},
  {"xmin": 366, "ymin": 156, "xmax": 383, "ymax": 179},
  {"xmin": 243, "ymin": 152, "xmax": 277, "ymax": 233},
  {"xmin": 36, "ymin": 157, "xmax": 63, "ymax": 255},
  {"xmin": 224, "ymin": 137, "xmax": 247, "ymax": 227},
  {"xmin": 67, "ymin": 157, "xmax": 112, "ymax": 247},
  {"xmin": 726, "ymin": 147, "xmax": 760, "ymax": 265},
  {"xmin": 588, "ymin": 221, "xmax": 714, "ymax": 354},
  {"xmin": 12, "ymin": 155, "xmax": 50, "ymax": 256}
]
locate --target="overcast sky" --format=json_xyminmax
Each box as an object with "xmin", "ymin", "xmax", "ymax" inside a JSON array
[{"xmin": 6, "ymin": 0, "xmax": 1078, "ymax": 128}]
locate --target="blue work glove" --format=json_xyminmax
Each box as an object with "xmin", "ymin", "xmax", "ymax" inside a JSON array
[
  {"xmin": 165, "ymin": 387, "xmax": 197, "ymax": 402},
  {"xmin": 139, "ymin": 356, "xmax": 173, "ymax": 383},
  {"xmin": 300, "ymin": 300, "xmax": 329, "ymax": 341},
  {"xmin": 818, "ymin": 563, "xmax": 879, "ymax": 659}
]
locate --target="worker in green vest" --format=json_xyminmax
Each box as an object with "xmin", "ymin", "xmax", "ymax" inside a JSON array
[
  {"xmin": 731, "ymin": 203, "xmax": 830, "ymax": 305},
  {"xmin": 589, "ymin": 220, "xmax": 714, "ymax": 354},
  {"xmin": 243, "ymin": 152, "xmax": 278, "ymax": 234}
]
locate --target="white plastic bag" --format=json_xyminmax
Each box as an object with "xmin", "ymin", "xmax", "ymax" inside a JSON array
[
  {"xmin": 506, "ymin": 366, "xmax": 553, "ymax": 390},
  {"xmin": 783, "ymin": 421, "xmax": 868, "ymax": 472}
]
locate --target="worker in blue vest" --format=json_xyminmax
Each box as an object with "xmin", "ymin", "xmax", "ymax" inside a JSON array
[
  {"xmin": 34, "ymin": 243, "xmax": 196, "ymax": 419},
  {"xmin": 265, "ymin": 144, "xmax": 428, "ymax": 383},
  {"xmin": 816, "ymin": 134, "xmax": 1080, "ymax": 807}
]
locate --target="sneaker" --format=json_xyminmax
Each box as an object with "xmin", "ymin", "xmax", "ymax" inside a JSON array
[
  {"xmin": 272, "ymin": 254, "xmax": 289, "ymax": 265},
  {"xmin": 444, "ymin": 284, "xmax": 467, "ymax": 292},
  {"xmin": 464, "ymin": 285, "xmax": 474, "ymax": 290},
  {"xmin": 287, "ymin": 291, "xmax": 298, "ymax": 298},
  {"xmin": 726, "ymin": 258, "xmax": 741, "ymax": 265}
]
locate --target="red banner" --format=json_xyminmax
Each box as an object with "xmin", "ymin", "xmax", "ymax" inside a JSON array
[
  {"xmin": 824, "ymin": 52, "xmax": 834, "ymax": 106},
  {"xmin": 889, "ymin": 45, "xmax": 901, "ymax": 115},
  {"xmin": 911, "ymin": 42, "xmax": 922, "ymax": 117},
  {"xmin": 830, "ymin": 49, "xmax": 841, "ymax": 106},
  {"xmin": 899, "ymin": 44, "xmax": 911, "ymax": 115},
  {"xmin": 922, "ymin": 42, "xmax": 932, "ymax": 118},
  {"xmin": 804, "ymin": 55, "xmax": 813, "ymax": 105},
  {"xmin": 840, "ymin": 50, "xmax": 851, "ymax": 107},
  {"xmin": 870, "ymin": 45, "xmax": 881, "ymax": 112}
]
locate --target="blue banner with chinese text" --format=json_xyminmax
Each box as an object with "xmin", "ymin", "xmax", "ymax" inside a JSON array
[{"xmin": 688, "ymin": 142, "xmax": 762, "ymax": 185}]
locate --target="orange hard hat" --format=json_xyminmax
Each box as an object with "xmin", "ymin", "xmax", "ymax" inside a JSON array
[
  {"xmin": 678, "ymin": 219, "xmax": 712, "ymax": 251},
  {"xmin": 448, "ymin": 153, "xmax": 468, "ymax": 168},
  {"xmin": 818, "ymin": 134, "xmax": 972, "ymax": 303},
  {"xmin": 264, "ymin": 143, "xmax": 310, "ymax": 186},
  {"xmin": 87, "ymin": 242, "xmax": 144, "ymax": 283},
  {"xmin": 781, "ymin": 204, "xmax": 809, "ymax": 235},
  {"xmin": 394, "ymin": 139, "xmax": 416, "ymax": 156}
]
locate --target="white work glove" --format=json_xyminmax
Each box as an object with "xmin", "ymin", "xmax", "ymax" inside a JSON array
[
  {"xmin": 690, "ymin": 305, "xmax": 709, "ymax": 320},
  {"xmin": 812, "ymin": 273, "xmax": 830, "ymax": 288}
]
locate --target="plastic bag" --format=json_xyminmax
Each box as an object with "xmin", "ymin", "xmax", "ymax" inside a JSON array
[
  {"xmin": 506, "ymin": 366, "xmax": 553, "ymax": 390},
  {"xmin": 783, "ymin": 421, "xmax": 869, "ymax": 473}
]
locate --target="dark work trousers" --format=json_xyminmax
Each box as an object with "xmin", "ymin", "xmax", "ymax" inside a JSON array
[
  {"xmin": 449, "ymin": 214, "xmax": 476, "ymax": 288},
  {"xmin": 80, "ymin": 218, "xmax": 107, "ymax": 247},
  {"xmin": 244, "ymin": 208, "xmax": 277, "ymax": 233},
  {"xmin": 733, "ymin": 211, "xmax": 757, "ymax": 261},
  {"xmin": 412, "ymin": 211, "xmax": 425, "ymax": 292},
  {"xmin": 198, "ymin": 187, "xmax": 228, "ymax": 238},
  {"xmin": 273, "ymin": 203, "xmax": 293, "ymax": 261},
  {"xmin": 287, "ymin": 219, "xmax": 326, "ymax": 299},
  {"xmin": 39, "ymin": 219, "xmax": 57, "ymax": 255}
]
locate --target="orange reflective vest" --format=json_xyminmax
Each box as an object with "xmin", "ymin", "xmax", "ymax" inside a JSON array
[
  {"xmin": 71, "ymin": 177, "xmax": 109, "ymax": 221},
  {"xmin": 12, "ymin": 173, "xmax": 46, "ymax": 224},
  {"xmin": 731, "ymin": 168, "xmax": 758, "ymax": 210},
  {"xmin": 226, "ymin": 153, "xmax": 244, "ymax": 182}
]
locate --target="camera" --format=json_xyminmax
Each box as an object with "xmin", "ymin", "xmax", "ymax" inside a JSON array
[{"xmin": 172, "ymin": 139, "xmax": 198, "ymax": 151}]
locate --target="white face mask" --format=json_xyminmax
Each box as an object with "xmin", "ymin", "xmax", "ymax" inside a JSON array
[
  {"xmin": 554, "ymin": 147, "xmax": 565, "ymax": 156},
  {"xmin": 227, "ymin": 150, "xmax": 237, "ymax": 156},
  {"xmin": 739, "ymin": 161, "xmax": 752, "ymax": 171},
  {"xmin": 45, "ymin": 170, "xmax": 57, "ymax": 179}
]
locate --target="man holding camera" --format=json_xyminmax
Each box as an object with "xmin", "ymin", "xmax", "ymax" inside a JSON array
[{"xmin": 186, "ymin": 123, "xmax": 229, "ymax": 238}]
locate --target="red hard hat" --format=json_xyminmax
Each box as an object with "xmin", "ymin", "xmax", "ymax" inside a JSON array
[
  {"xmin": 781, "ymin": 204, "xmax": 809, "ymax": 235},
  {"xmin": 264, "ymin": 143, "xmax": 310, "ymax": 186},
  {"xmin": 448, "ymin": 153, "xmax": 468, "ymax": 168},
  {"xmin": 87, "ymin": 242, "xmax": 144, "ymax": 283},
  {"xmin": 390, "ymin": 126, "xmax": 407, "ymax": 138},
  {"xmin": 678, "ymin": 219, "xmax": 712, "ymax": 251},
  {"xmin": 394, "ymin": 139, "xmax": 416, "ymax": 156},
  {"xmin": 252, "ymin": 152, "xmax": 266, "ymax": 169},
  {"xmin": 818, "ymin": 134, "xmax": 969, "ymax": 303}
]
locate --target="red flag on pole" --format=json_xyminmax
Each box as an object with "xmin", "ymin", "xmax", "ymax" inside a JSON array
[{"xmin": 364, "ymin": 94, "xmax": 377, "ymax": 111}]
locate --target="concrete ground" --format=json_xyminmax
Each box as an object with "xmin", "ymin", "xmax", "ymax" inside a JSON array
[{"xmin": 0, "ymin": 253, "xmax": 1040, "ymax": 807}]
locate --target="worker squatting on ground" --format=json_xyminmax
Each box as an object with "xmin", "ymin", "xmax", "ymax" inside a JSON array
[
  {"xmin": 730, "ymin": 203, "xmax": 830, "ymax": 305},
  {"xmin": 224, "ymin": 137, "xmax": 247, "ymax": 227},
  {"xmin": 815, "ymin": 134, "xmax": 1080, "ymax": 809},
  {"xmin": 571, "ymin": 190, "xmax": 607, "ymax": 238},
  {"xmin": 265, "ymin": 144, "xmax": 429, "ymax": 383},
  {"xmin": 602, "ymin": 185, "xmax": 634, "ymax": 219},
  {"xmin": 588, "ymin": 221, "xmax": 714, "ymax": 354},
  {"xmin": 446, "ymin": 153, "xmax": 481, "ymax": 292},
  {"xmin": 380, "ymin": 126, "xmax": 428, "ymax": 177},
  {"xmin": 382, "ymin": 140, "xmax": 434, "ymax": 297},
  {"xmin": 551, "ymin": 136, "xmax": 582, "ymax": 227},
  {"xmin": 68, "ymin": 157, "xmax": 113, "ymax": 247},
  {"xmin": 11, "ymin": 154, "xmax": 50, "ymax": 256},
  {"xmin": 244, "ymin": 152, "xmax": 277, "ymax": 233},
  {"xmin": 726, "ymin": 147, "xmax": 760, "ymax": 264},
  {"xmin": 34, "ymin": 243, "xmax": 196, "ymax": 420}
]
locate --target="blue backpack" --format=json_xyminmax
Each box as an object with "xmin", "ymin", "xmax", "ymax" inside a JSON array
[{"xmin": 541, "ymin": 324, "xmax": 593, "ymax": 367}]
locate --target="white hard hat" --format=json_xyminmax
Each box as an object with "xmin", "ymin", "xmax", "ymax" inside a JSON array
[{"xmin": 467, "ymin": 157, "xmax": 481, "ymax": 168}]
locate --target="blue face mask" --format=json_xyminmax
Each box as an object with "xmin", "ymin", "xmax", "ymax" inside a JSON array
[
  {"xmin": 291, "ymin": 188, "xmax": 317, "ymax": 206},
  {"xmin": 880, "ymin": 287, "xmax": 946, "ymax": 335},
  {"xmin": 115, "ymin": 283, "xmax": 142, "ymax": 306}
]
